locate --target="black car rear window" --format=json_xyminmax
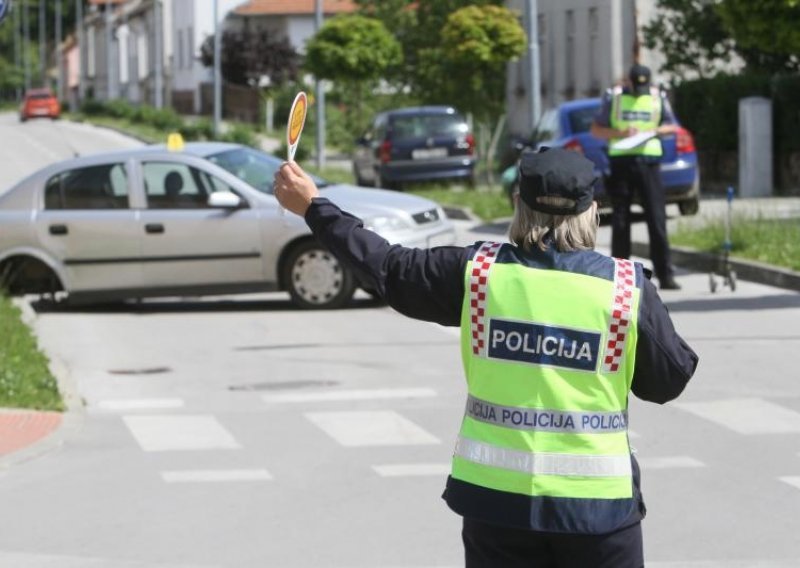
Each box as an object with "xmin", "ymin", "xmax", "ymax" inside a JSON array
[
  {"xmin": 568, "ymin": 106, "xmax": 600, "ymax": 134},
  {"xmin": 389, "ymin": 114, "xmax": 469, "ymax": 141}
]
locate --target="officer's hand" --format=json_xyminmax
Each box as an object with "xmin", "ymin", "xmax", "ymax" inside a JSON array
[
  {"xmin": 274, "ymin": 161, "xmax": 319, "ymax": 217},
  {"xmin": 623, "ymin": 126, "xmax": 638, "ymax": 137}
]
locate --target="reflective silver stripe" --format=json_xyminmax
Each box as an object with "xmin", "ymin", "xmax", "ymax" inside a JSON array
[
  {"xmin": 465, "ymin": 395, "xmax": 627, "ymax": 433},
  {"xmin": 454, "ymin": 436, "xmax": 632, "ymax": 478}
]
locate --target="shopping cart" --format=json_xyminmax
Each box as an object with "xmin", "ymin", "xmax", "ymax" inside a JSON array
[{"xmin": 709, "ymin": 186, "xmax": 737, "ymax": 293}]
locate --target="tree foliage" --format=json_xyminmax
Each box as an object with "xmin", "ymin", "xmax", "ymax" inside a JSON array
[
  {"xmin": 437, "ymin": 5, "xmax": 526, "ymax": 121},
  {"xmin": 200, "ymin": 28, "xmax": 299, "ymax": 87},
  {"xmin": 304, "ymin": 14, "xmax": 402, "ymax": 83},
  {"xmin": 641, "ymin": 0, "xmax": 735, "ymax": 80},
  {"xmin": 716, "ymin": 0, "xmax": 800, "ymax": 72},
  {"xmin": 353, "ymin": 0, "xmax": 506, "ymax": 102},
  {"xmin": 643, "ymin": 0, "xmax": 800, "ymax": 80}
]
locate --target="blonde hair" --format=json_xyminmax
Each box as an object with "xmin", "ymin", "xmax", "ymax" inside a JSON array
[{"xmin": 509, "ymin": 196, "xmax": 599, "ymax": 252}]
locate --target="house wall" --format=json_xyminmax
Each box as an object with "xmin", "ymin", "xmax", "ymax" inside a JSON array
[{"xmin": 505, "ymin": 0, "xmax": 669, "ymax": 138}]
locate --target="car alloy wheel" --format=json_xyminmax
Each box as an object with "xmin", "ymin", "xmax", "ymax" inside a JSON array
[{"xmin": 284, "ymin": 241, "xmax": 356, "ymax": 309}]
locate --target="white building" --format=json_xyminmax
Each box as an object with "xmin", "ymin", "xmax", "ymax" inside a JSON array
[
  {"xmin": 83, "ymin": 0, "xmax": 174, "ymax": 107},
  {"xmin": 505, "ymin": 0, "xmax": 667, "ymax": 138},
  {"xmin": 171, "ymin": 0, "xmax": 245, "ymax": 114}
]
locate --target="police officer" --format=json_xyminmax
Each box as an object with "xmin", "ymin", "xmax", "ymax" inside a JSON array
[
  {"xmin": 274, "ymin": 148, "xmax": 698, "ymax": 567},
  {"xmin": 591, "ymin": 64, "xmax": 682, "ymax": 290}
]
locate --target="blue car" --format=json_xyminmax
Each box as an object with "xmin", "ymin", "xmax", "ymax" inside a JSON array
[{"xmin": 502, "ymin": 97, "xmax": 700, "ymax": 216}]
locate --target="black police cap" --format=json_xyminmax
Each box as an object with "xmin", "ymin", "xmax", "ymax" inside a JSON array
[
  {"xmin": 629, "ymin": 64, "xmax": 652, "ymax": 95},
  {"xmin": 518, "ymin": 147, "xmax": 597, "ymax": 216}
]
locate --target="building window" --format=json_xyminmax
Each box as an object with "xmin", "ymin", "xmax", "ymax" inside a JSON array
[
  {"xmin": 188, "ymin": 25, "xmax": 194, "ymax": 67},
  {"xmin": 565, "ymin": 10, "xmax": 575, "ymax": 97},
  {"xmin": 177, "ymin": 29, "xmax": 184, "ymax": 69},
  {"xmin": 588, "ymin": 7, "xmax": 599, "ymax": 94},
  {"xmin": 87, "ymin": 27, "xmax": 95, "ymax": 77}
]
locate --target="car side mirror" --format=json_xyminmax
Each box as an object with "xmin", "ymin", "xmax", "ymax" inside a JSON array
[{"xmin": 208, "ymin": 191, "xmax": 243, "ymax": 209}]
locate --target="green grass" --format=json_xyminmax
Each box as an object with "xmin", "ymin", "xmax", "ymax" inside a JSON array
[
  {"xmin": 0, "ymin": 296, "xmax": 64, "ymax": 411},
  {"xmin": 65, "ymin": 113, "xmax": 162, "ymax": 143},
  {"xmin": 408, "ymin": 186, "xmax": 514, "ymax": 221},
  {"xmin": 672, "ymin": 215, "xmax": 800, "ymax": 272}
]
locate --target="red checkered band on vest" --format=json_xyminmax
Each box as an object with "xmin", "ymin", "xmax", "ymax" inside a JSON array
[
  {"xmin": 602, "ymin": 258, "xmax": 635, "ymax": 373},
  {"xmin": 469, "ymin": 242, "xmax": 503, "ymax": 356}
]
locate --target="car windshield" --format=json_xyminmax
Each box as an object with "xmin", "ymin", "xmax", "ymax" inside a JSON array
[
  {"xmin": 567, "ymin": 106, "xmax": 600, "ymax": 134},
  {"xmin": 28, "ymin": 92, "xmax": 53, "ymax": 100},
  {"xmin": 206, "ymin": 147, "xmax": 328, "ymax": 194},
  {"xmin": 390, "ymin": 114, "xmax": 469, "ymax": 141}
]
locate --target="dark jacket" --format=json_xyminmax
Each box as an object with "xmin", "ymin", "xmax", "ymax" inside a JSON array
[{"xmin": 305, "ymin": 197, "xmax": 699, "ymax": 533}]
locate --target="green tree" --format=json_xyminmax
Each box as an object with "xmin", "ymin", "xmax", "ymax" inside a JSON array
[
  {"xmin": 643, "ymin": 0, "xmax": 800, "ymax": 79},
  {"xmin": 716, "ymin": 0, "xmax": 800, "ymax": 73},
  {"xmin": 354, "ymin": 0, "xmax": 505, "ymax": 102},
  {"xmin": 437, "ymin": 5, "xmax": 526, "ymax": 122},
  {"xmin": 641, "ymin": 0, "xmax": 735, "ymax": 80},
  {"xmin": 304, "ymin": 14, "xmax": 402, "ymax": 135}
]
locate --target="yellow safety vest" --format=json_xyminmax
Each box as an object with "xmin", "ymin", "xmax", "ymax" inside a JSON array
[
  {"xmin": 608, "ymin": 87, "xmax": 663, "ymax": 158},
  {"xmin": 450, "ymin": 241, "xmax": 642, "ymax": 532}
]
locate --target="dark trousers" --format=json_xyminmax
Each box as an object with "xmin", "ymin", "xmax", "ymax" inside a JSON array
[
  {"xmin": 463, "ymin": 518, "xmax": 644, "ymax": 568},
  {"xmin": 607, "ymin": 156, "xmax": 673, "ymax": 282}
]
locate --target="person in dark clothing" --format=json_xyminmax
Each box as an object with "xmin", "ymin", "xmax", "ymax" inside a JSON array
[
  {"xmin": 591, "ymin": 64, "xmax": 682, "ymax": 290},
  {"xmin": 274, "ymin": 148, "xmax": 698, "ymax": 568}
]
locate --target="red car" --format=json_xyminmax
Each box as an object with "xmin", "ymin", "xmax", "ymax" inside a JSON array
[{"xmin": 20, "ymin": 89, "xmax": 61, "ymax": 121}]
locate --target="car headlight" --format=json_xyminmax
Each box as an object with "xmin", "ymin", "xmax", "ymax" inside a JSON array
[{"xmin": 363, "ymin": 215, "xmax": 413, "ymax": 233}]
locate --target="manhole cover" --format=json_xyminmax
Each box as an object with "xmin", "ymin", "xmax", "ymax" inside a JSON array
[
  {"xmin": 108, "ymin": 367, "xmax": 172, "ymax": 376},
  {"xmin": 229, "ymin": 380, "xmax": 338, "ymax": 392}
]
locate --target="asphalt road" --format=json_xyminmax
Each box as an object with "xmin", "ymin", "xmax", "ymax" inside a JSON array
[{"xmin": 1, "ymin": 114, "xmax": 800, "ymax": 567}]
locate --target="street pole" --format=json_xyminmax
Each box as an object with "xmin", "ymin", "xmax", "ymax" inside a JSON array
[
  {"xmin": 153, "ymin": 0, "xmax": 163, "ymax": 108},
  {"xmin": 39, "ymin": 0, "xmax": 45, "ymax": 86},
  {"xmin": 213, "ymin": 0, "xmax": 221, "ymax": 137},
  {"xmin": 315, "ymin": 0, "xmax": 326, "ymax": 169},
  {"xmin": 13, "ymin": 0, "xmax": 21, "ymax": 99},
  {"xmin": 23, "ymin": 0, "xmax": 30, "ymax": 90},
  {"xmin": 76, "ymin": 0, "xmax": 84, "ymax": 103},
  {"xmin": 525, "ymin": 0, "xmax": 541, "ymax": 133},
  {"xmin": 55, "ymin": 0, "xmax": 62, "ymax": 100},
  {"xmin": 105, "ymin": 0, "xmax": 114, "ymax": 99}
]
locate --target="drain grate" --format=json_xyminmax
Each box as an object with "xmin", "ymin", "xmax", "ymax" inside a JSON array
[
  {"xmin": 229, "ymin": 380, "xmax": 338, "ymax": 392},
  {"xmin": 108, "ymin": 367, "xmax": 172, "ymax": 376}
]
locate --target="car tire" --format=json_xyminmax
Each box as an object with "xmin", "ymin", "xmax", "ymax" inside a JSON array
[
  {"xmin": 678, "ymin": 198, "xmax": 699, "ymax": 216},
  {"xmin": 282, "ymin": 240, "xmax": 356, "ymax": 309}
]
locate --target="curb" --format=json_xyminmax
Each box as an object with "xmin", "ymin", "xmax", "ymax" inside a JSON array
[
  {"xmin": 0, "ymin": 299, "xmax": 85, "ymax": 471},
  {"xmin": 631, "ymin": 242, "xmax": 800, "ymax": 293}
]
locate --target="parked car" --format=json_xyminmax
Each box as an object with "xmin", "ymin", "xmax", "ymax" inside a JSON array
[
  {"xmin": 352, "ymin": 105, "xmax": 476, "ymax": 190},
  {"xmin": 501, "ymin": 97, "xmax": 700, "ymax": 216},
  {"xmin": 19, "ymin": 88, "xmax": 61, "ymax": 122},
  {"xmin": 0, "ymin": 143, "xmax": 456, "ymax": 309}
]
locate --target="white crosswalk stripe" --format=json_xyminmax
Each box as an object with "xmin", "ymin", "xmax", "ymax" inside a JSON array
[
  {"xmin": 123, "ymin": 415, "xmax": 240, "ymax": 452},
  {"xmin": 262, "ymin": 387, "xmax": 437, "ymax": 403},
  {"xmin": 373, "ymin": 463, "xmax": 451, "ymax": 477},
  {"xmin": 637, "ymin": 456, "xmax": 705, "ymax": 469},
  {"xmin": 305, "ymin": 410, "xmax": 441, "ymax": 447},
  {"xmin": 674, "ymin": 398, "xmax": 800, "ymax": 434},
  {"xmin": 779, "ymin": 476, "xmax": 800, "ymax": 491},
  {"xmin": 95, "ymin": 398, "xmax": 185, "ymax": 412},
  {"xmin": 161, "ymin": 469, "xmax": 272, "ymax": 483}
]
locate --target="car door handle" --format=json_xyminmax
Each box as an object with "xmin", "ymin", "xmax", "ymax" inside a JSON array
[
  {"xmin": 49, "ymin": 224, "xmax": 68, "ymax": 236},
  {"xmin": 145, "ymin": 223, "xmax": 164, "ymax": 234}
]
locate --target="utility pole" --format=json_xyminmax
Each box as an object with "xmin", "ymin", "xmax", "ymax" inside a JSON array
[
  {"xmin": 23, "ymin": 0, "xmax": 30, "ymax": 90},
  {"xmin": 105, "ymin": 0, "xmax": 114, "ymax": 99},
  {"xmin": 76, "ymin": 0, "xmax": 84, "ymax": 103},
  {"xmin": 13, "ymin": 0, "xmax": 21, "ymax": 99},
  {"xmin": 213, "ymin": 0, "xmax": 221, "ymax": 137},
  {"xmin": 154, "ymin": 0, "xmax": 163, "ymax": 108},
  {"xmin": 39, "ymin": 0, "xmax": 45, "ymax": 86},
  {"xmin": 524, "ymin": 0, "xmax": 541, "ymax": 133},
  {"xmin": 315, "ymin": 0, "xmax": 325, "ymax": 169},
  {"xmin": 55, "ymin": 0, "xmax": 62, "ymax": 100}
]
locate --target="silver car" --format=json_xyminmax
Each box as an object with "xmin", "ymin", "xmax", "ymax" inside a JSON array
[{"xmin": 0, "ymin": 142, "xmax": 456, "ymax": 309}]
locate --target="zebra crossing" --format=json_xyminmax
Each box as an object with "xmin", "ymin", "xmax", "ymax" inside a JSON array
[{"xmin": 96, "ymin": 389, "xmax": 800, "ymax": 490}]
